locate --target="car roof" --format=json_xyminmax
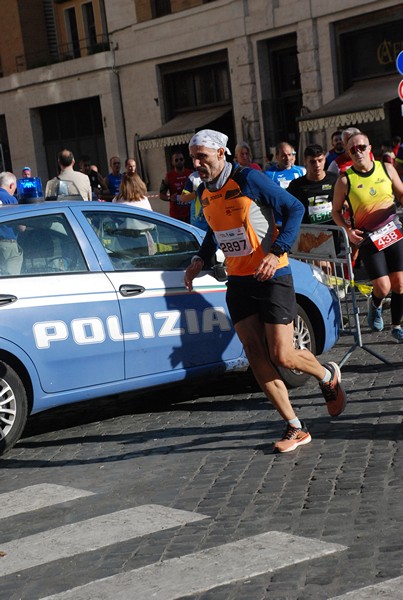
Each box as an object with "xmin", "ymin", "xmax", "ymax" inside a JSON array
[
  {"xmin": 0, "ymin": 200, "xmax": 89, "ymax": 216},
  {"xmin": 0, "ymin": 200, "xmax": 205, "ymax": 234}
]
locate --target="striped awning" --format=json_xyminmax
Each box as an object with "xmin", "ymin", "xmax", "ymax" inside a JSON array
[
  {"xmin": 297, "ymin": 75, "xmax": 400, "ymax": 133},
  {"xmin": 137, "ymin": 106, "xmax": 231, "ymax": 150}
]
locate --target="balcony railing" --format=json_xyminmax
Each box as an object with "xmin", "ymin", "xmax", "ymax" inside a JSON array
[{"xmin": 15, "ymin": 34, "xmax": 110, "ymax": 72}]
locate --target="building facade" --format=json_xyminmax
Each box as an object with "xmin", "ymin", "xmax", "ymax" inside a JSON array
[{"xmin": 0, "ymin": 0, "xmax": 401, "ymax": 190}]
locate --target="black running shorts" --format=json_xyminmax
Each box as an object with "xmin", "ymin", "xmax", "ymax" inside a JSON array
[
  {"xmin": 359, "ymin": 236, "xmax": 403, "ymax": 280},
  {"xmin": 226, "ymin": 273, "xmax": 297, "ymax": 325}
]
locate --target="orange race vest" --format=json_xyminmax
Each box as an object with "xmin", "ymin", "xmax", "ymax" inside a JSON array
[{"xmin": 201, "ymin": 176, "xmax": 288, "ymax": 276}]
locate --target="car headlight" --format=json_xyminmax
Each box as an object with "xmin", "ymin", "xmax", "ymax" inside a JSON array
[{"xmin": 311, "ymin": 264, "xmax": 329, "ymax": 286}]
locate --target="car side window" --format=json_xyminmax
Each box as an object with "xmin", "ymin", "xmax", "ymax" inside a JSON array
[
  {"xmin": 0, "ymin": 214, "xmax": 87, "ymax": 277},
  {"xmin": 85, "ymin": 211, "xmax": 200, "ymax": 270}
]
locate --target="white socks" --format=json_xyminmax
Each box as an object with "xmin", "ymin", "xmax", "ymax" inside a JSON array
[{"xmin": 289, "ymin": 417, "xmax": 302, "ymax": 429}]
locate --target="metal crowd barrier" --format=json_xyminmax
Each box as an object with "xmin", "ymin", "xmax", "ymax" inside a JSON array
[{"xmin": 290, "ymin": 224, "xmax": 390, "ymax": 367}]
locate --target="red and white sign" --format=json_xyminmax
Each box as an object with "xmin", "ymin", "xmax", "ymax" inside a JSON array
[{"xmin": 398, "ymin": 80, "xmax": 403, "ymax": 102}]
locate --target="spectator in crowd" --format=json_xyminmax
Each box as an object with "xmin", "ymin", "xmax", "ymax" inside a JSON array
[
  {"xmin": 45, "ymin": 149, "xmax": 92, "ymax": 201},
  {"xmin": 185, "ymin": 128, "xmax": 347, "ymax": 453},
  {"xmin": 124, "ymin": 158, "xmax": 137, "ymax": 176},
  {"xmin": 0, "ymin": 172, "xmax": 18, "ymax": 206},
  {"xmin": 21, "ymin": 166, "xmax": 32, "ymax": 178},
  {"xmin": 327, "ymin": 127, "xmax": 362, "ymax": 175},
  {"xmin": 264, "ymin": 141, "xmax": 306, "ymax": 189},
  {"xmin": 332, "ymin": 131, "xmax": 403, "ymax": 343},
  {"xmin": 113, "ymin": 172, "xmax": 152, "ymax": 210},
  {"xmin": 17, "ymin": 167, "xmax": 33, "ymax": 200},
  {"xmin": 78, "ymin": 155, "xmax": 108, "ymax": 199},
  {"xmin": 379, "ymin": 140, "xmax": 395, "ymax": 165},
  {"xmin": 112, "ymin": 172, "xmax": 154, "ymax": 255},
  {"xmin": 325, "ymin": 130, "xmax": 344, "ymax": 169},
  {"xmin": 0, "ymin": 171, "xmax": 23, "ymax": 275},
  {"xmin": 159, "ymin": 150, "xmax": 192, "ymax": 223},
  {"xmin": 264, "ymin": 150, "xmax": 275, "ymax": 170},
  {"xmin": 234, "ymin": 141, "xmax": 262, "ymax": 171},
  {"xmin": 105, "ymin": 156, "xmax": 123, "ymax": 197},
  {"xmin": 179, "ymin": 170, "xmax": 207, "ymax": 230}
]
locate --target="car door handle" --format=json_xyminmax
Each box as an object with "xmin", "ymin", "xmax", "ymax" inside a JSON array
[
  {"xmin": 119, "ymin": 284, "xmax": 146, "ymax": 297},
  {"xmin": 0, "ymin": 294, "xmax": 17, "ymax": 306}
]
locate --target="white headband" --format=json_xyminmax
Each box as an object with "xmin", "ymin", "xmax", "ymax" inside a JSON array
[{"xmin": 189, "ymin": 129, "xmax": 231, "ymax": 155}]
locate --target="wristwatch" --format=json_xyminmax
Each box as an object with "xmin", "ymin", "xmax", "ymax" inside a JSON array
[{"xmin": 270, "ymin": 244, "xmax": 284, "ymax": 258}]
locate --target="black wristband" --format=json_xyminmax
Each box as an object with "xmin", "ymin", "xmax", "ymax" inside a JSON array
[{"xmin": 270, "ymin": 244, "xmax": 284, "ymax": 257}]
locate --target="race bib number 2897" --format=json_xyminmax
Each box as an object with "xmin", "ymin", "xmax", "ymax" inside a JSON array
[{"xmin": 215, "ymin": 226, "xmax": 253, "ymax": 257}]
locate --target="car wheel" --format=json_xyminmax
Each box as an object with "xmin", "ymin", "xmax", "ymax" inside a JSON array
[
  {"xmin": 0, "ymin": 361, "xmax": 28, "ymax": 456},
  {"xmin": 277, "ymin": 304, "xmax": 317, "ymax": 389}
]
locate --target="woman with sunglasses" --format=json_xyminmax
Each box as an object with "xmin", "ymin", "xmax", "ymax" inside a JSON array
[{"xmin": 332, "ymin": 132, "xmax": 403, "ymax": 343}]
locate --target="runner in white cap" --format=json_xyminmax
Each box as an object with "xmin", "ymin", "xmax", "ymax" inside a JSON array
[{"xmin": 184, "ymin": 129, "xmax": 348, "ymax": 453}]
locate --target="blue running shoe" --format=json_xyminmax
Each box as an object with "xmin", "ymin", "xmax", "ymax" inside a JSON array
[
  {"xmin": 367, "ymin": 298, "xmax": 384, "ymax": 332},
  {"xmin": 391, "ymin": 328, "xmax": 403, "ymax": 343}
]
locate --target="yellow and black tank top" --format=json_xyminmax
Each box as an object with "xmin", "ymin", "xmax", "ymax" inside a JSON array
[{"xmin": 345, "ymin": 161, "xmax": 395, "ymax": 232}]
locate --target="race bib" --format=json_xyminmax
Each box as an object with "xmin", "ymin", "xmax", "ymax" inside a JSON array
[
  {"xmin": 369, "ymin": 221, "xmax": 403, "ymax": 251},
  {"xmin": 308, "ymin": 199, "xmax": 332, "ymax": 224},
  {"xmin": 215, "ymin": 226, "xmax": 253, "ymax": 257}
]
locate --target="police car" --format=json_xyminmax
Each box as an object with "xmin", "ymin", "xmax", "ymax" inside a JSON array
[{"xmin": 0, "ymin": 201, "xmax": 340, "ymax": 455}]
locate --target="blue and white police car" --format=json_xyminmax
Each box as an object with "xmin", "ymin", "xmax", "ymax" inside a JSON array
[{"xmin": 0, "ymin": 201, "xmax": 340, "ymax": 455}]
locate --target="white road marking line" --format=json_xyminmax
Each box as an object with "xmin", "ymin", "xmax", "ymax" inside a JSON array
[
  {"xmin": 39, "ymin": 531, "xmax": 347, "ymax": 600},
  {"xmin": 0, "ymin": 484, "xmax": 94, "ymax": 520},
  {"xmin": 329, "ymin": 575, "xmax": 403, "ymax": 599},
  {"xmin": 0, "ymin": 504, "xmax": 208, "ymax": 576}
]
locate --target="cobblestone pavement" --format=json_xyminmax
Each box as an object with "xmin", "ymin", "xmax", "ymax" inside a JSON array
[{"xmin": 1, "ymin": 289, "xmax": 402, "ymax": 600}]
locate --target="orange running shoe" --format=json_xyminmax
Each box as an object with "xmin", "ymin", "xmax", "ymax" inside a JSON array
[
  {"xmin": 273, "ymin": 421, "xmax": 312, "ymax": 453},
  {"xmin": 319, "ymin": 362, "xmax": 347, "ymax": 417}
]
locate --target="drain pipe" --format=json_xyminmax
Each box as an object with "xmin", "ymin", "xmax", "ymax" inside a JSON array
[{"xmin": 111, "ymin": 41, "xmax": 129, "ymax": 159}]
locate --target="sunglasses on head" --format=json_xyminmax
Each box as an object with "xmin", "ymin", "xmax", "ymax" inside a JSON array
[{"xmin": 349, "ymin": 144, "xmax": 368, "ymax": 155}]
